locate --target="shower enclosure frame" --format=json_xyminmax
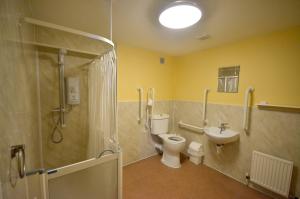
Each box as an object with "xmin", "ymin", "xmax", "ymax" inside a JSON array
[
  {"xmin": 40, "ymin": 151, "xmax": 122, "ymax": 199},
  {"xmin": 21, "ymin": 15, "xmax": 121, "ymax": 199}
]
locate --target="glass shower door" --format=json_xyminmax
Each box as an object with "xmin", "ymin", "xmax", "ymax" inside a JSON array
[{"xmin": 0, "ymin": 0, "xmax": 43, "ymax": 198}]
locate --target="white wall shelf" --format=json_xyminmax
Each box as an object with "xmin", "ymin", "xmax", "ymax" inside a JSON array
[{"xmin": 256, "ymin": 103, "xmax": 300, "ymax": 113}]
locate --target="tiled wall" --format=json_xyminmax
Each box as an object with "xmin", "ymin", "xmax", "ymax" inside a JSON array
[
  {"xmin": 38, "ymin": 52, "xmax": 90, "ymax": 169},
  {"xmin": 118, "ymin": 99, "xmax": 300, "ymax": 196},
  {"xmin": 173, "ymin": 101, "xmax": 300, "ymax": 197},
  {"xmin": 0, "ymin": 0, "xmax": 42, "ymax": 198},
  {"xmin": 118, "ymin": 101, "xmax": 174, "ymax": 165}
]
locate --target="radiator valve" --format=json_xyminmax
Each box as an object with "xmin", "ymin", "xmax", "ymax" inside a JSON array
[{"xmin": 245, "ymin": 172, "xmax": 250, "ymax": 185}]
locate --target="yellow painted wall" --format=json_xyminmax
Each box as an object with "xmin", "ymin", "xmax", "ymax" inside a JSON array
[
  {"xmin": 117, "ymin": 27, "xmax": 300, "ymax": 106},
  {"xmin": 117, "ymin": 43, "xmax": 175, "ymax": 101},
  {"xmin": 174, "ymin": 26, "xmax": 300, "ymax": 106}
]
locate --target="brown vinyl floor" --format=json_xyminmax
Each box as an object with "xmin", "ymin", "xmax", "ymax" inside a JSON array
[{"xmin": 123, "ymin": 155, "xmax": 271, "ymax": 199}]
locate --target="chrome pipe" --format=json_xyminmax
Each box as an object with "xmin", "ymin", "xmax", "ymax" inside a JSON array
[{"xmin": 58, "ymin": 49, "xmax": 67, "ymax": 128}]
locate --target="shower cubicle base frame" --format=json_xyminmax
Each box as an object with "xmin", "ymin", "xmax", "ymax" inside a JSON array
[{"xmin": 40, "ymin": 150, "xmax": 123, "ymax": 199}]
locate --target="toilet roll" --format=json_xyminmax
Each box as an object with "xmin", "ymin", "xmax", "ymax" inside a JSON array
[{"xmin": 189, "ymin": 141, "xmax": 203, "ymax": 151}]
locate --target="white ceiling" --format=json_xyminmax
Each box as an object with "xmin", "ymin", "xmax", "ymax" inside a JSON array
[{"xmin": 32, "ymin": 0, "xmax": 300, "ymax": 55}]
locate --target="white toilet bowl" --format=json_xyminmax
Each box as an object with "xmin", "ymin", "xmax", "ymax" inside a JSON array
[
  {"xmin": 159, "ymin": 134, "xmax": 186, "ymax": 168},
  {"xmin": 151, "ymin": 114, "xmax": 186, "ymax": 168}
]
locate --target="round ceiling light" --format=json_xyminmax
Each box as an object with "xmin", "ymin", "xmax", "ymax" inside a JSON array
[{"xmin": 159, "ymin": 2, "xmax": 202, "ymax": 29}]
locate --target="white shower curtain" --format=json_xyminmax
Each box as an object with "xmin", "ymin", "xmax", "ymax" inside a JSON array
[{"xmin": 87, "ymin": 50, "xmax": 117, "ymax": 158}]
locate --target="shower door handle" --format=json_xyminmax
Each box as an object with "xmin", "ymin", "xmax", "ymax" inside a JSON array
[{"xmin": 11, "ymin": 144, "xmax": 26, "ymax": 179}]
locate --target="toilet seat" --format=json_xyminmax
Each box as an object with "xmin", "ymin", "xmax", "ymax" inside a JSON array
[
  {"xmin": 169, "ymin": 136, "xmax": 182, "ymax": 141},
  {"xmin": 159, "ymin": 134, "xmax": 186, "ymax": 144},
  {"xmin": 165, "ymin": 135, "xmax": 185, "ymax": 144}
]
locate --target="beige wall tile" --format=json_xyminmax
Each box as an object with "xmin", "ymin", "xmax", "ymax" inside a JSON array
[{"xmin": 173, "ymin": 101, "xmax": 300, "ymax": 196}]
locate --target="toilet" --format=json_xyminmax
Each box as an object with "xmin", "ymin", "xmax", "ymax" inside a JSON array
[{"xmin": 151, "ymin": 114, "xmax": 186, "ymax": 168}]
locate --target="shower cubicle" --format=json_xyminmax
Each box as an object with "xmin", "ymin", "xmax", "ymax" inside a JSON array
[{"xmin": 0, "ymin": 0, "xmax": 121, "ymax": 198}]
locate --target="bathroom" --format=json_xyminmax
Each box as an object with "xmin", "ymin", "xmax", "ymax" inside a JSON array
[{"xmin": 0, "ymin": 0, "xmax": 300, "ymax": 198}]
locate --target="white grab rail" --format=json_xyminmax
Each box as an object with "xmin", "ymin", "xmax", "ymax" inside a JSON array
[
  {"xmin": 243, "ymin": 87, "xmax": 254, "ymax": 132},
  {"xmin": 137, "ymin": 88, "xmax": 143, "ymax": 124},
  {"xmin": 178, "ymin": 121, "xmax": 204, "ymax": 134},
  {"xmin": 47, "ymin": 153, "xmax": 119, "ymax": 180},
  {"xmin": 203, "ymin": 88, "xmax": 210, "ymax": 126},
  {"xmin": 145, "ymin": 88, "xmax": 154, "ymax": 129}
]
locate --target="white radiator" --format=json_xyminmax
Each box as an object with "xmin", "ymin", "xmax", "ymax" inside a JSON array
[{"xmin": 250, "ymin": 151, "xmax": 293, "ymax": 198}]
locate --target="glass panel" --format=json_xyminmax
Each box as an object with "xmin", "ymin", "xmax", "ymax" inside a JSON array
[
  {"xmin": 218, "ymin": 66, "xmax": 240, "ymax": 93},
  {"xmin": 48, "ymin": 159, "xmax": 118, "ymax": 199},
  {"xmin": 31, "ymin": 0, "xmax": 111, "ymax": 39},
  {"xmin": 226, "ymin": 77, "xmax": 239, "ymax": 93},
  {"xmin": 0, "ymin": 0, "xmax": 42, "ymax": 198},
  {"xmin": 32, "ymin": 3, "xmax": 116, "ymax": 170},
  {"xmin": 218, "ymin": 77, "xmax": 226, "ymax": 92},
  {"xmin": 218, "ymin": 66, "xmax": 240, "ymax": 77},
  {"xmin": 1, "ymin": 0, "xmax": 116, "ymax": 198}
]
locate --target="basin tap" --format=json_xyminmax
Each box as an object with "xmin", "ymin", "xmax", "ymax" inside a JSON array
[{"xmin": 219, "ymin": 123, "xmax": 229, "ymax": 133}]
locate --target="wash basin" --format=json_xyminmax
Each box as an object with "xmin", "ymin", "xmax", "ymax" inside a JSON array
[{"xmin": 204, "ymin": 127, "xmax": 239, "ymax": 145}]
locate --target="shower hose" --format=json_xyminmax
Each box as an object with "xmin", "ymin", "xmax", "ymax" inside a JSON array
[{"xmin": 51, "ymin": 112, "xmax": 64, "ymax": 144}]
